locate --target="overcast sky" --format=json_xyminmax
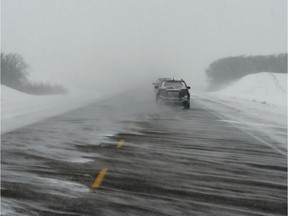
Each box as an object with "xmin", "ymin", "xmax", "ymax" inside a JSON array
[{"xmin": 1, "ymin": 0, "xmax": 287, "ymax": 92}]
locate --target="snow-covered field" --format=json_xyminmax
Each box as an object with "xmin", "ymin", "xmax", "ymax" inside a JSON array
[{"xmin": 1, "ymin": 86, "xmax": 103, "ymax": 134}]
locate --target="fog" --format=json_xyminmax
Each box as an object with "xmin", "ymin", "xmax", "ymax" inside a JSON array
[{"xmin": 1, "ymin": 0, "xmax": 287, "ymax": 93}]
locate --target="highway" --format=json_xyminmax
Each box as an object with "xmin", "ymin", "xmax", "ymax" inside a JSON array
[{"xmin": 1, "ymin": 89, "xmax": 287, "ymax": 216}]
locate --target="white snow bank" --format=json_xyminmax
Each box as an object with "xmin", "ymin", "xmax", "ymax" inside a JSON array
[
  {"xmin": 1, "ymin": 85, "xmax": 102, "ymax": 134},
  {"xmin": 212, "ymin": 72, "xmax": 287, "ymax": 107}
]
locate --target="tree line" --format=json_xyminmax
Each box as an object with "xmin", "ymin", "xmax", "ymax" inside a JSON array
[
  {"xmin": 1, "ymin": 52, "xmax": 67, "ymax": 95},
  {"xmin": 206, "ymin": 53, "xmax": 287, "ymax": 91}
]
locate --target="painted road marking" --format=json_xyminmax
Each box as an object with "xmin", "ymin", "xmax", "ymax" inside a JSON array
[
  {"xmin": 116, "ymin": 139, "xmax": 125, "ymax": 149},
  {"xmin": 91, "ymin": 168, "xmax": 109, "ymax": 189}
]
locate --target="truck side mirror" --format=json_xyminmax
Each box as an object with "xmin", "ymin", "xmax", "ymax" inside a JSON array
[
  {"xmin": 187, "ymin": 86, "xmax": 190, "ymax": 89},
  {"xmin": 154, "ymin": 86, "xmax": 159, "ymax": 89}
]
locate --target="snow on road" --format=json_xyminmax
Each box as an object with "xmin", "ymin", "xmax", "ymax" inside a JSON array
[{"xmin": 1, "ymin": 72, "xmax": 287, "ymax": 215}]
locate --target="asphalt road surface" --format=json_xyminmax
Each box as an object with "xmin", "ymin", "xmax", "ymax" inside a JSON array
[{"xmin": 1, "ymin": 89, "xmax": 287, "ymax": 216}]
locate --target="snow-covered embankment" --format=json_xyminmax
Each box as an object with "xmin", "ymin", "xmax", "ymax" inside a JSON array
[
  {"xmin": 1, "ymin": 86, "xmax": 102, "ymax": 134},
  {"xmin": 213, "ymin": 72, "xmax": 287, "ymax": 107},
  {"xmin": 195, "ymin": 72, "xmax": 287, "ymax": 151}
]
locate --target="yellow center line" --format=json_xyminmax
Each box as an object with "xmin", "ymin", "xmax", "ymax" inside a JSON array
[
  {"xmin": 116, "ymin": 139, "xmax": 125, "ymax": 149},
  {"xmin": 91, "ymin": 168, "xmax": 109, "ymax": 189}
]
